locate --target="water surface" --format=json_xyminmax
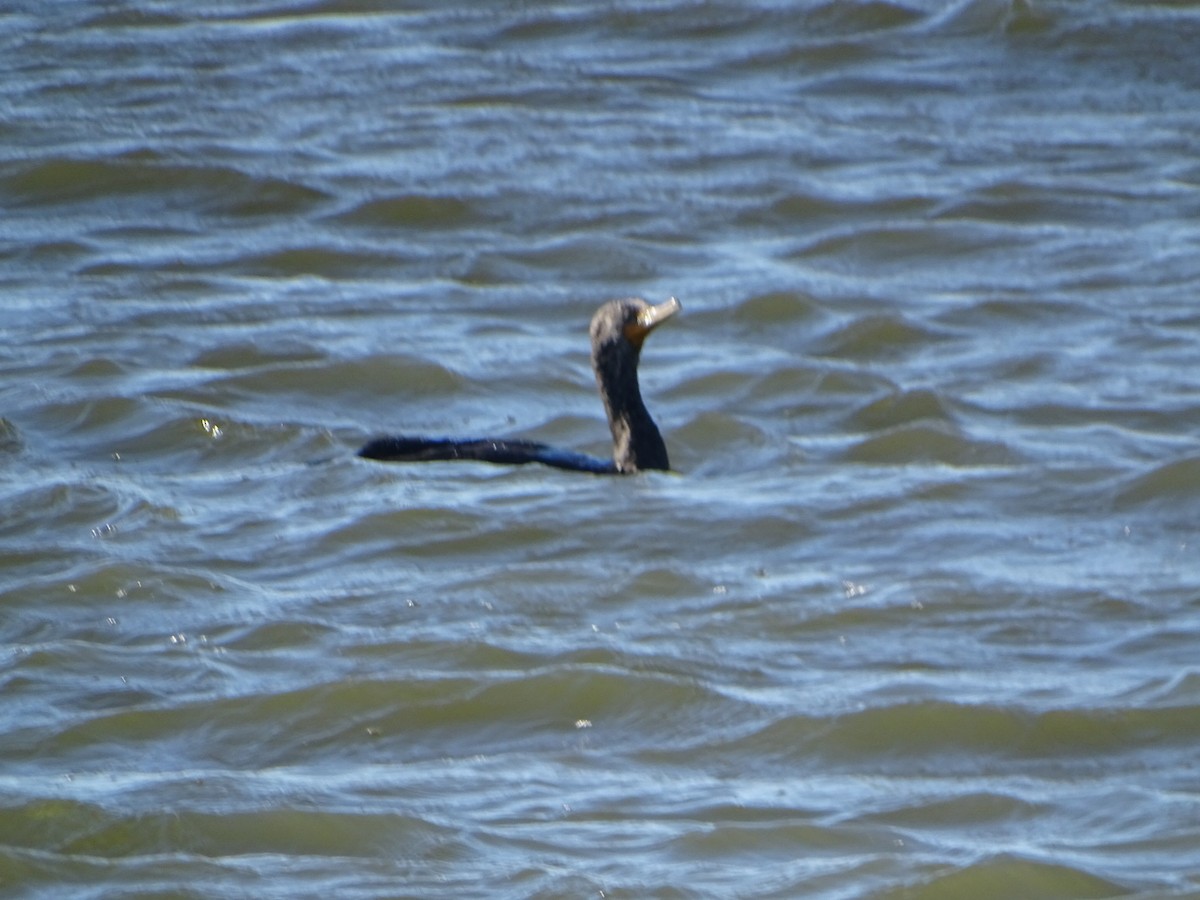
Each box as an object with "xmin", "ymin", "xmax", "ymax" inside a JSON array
[{"xmin": 2, "ymin": 1, "xmax": 1199, "ymax": 897}]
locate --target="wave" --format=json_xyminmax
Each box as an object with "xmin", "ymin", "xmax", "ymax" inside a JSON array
[
  {"xmin": 1116, "ymin": 455, "xmax": 1200, "ymax": 509},
  {"xmin": 1, "ymin": 155, "xmax": 328, "ymax": 218}
]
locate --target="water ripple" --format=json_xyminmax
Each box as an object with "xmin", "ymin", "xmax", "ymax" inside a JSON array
[{"xmin": 3, "ymin": 0, "xmax": 1200, "ymax": 896}]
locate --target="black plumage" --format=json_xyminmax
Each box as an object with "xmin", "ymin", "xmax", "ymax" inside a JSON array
[{"xmin": 358, "ymin": 296, "xmax": 680, "ymax": 474}]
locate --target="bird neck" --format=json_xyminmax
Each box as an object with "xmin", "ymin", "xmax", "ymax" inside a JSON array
[{"xmin": 594, "ymin": 345, "xmax": 669, "ymax": 473}]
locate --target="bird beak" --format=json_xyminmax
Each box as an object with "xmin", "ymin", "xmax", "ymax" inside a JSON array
[{"xmin": 626, "ymin": 297, "xmax": 682, "ymax": 350}]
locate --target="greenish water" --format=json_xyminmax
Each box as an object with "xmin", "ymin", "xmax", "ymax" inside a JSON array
[{"xmin": 2, "ymin": 1, "xmax": 1199, "ymax": 897}]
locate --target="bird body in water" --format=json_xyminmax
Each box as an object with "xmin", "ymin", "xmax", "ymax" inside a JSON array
[{"xmin": 358, "ymin": 296, "xmax": 681, "ymax": 474}]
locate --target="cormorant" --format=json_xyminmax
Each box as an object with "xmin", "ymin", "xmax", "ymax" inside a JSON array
[{"xmin": 358, "ymin": 296, "xmax": 681, "ymax": 474}]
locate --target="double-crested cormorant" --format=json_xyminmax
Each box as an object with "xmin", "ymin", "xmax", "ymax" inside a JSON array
[{"xmin": 358, "ymin": 296, "xmax": 681, "ymax": 474}]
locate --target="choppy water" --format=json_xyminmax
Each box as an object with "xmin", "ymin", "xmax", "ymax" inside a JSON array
[{"xmin": 3, "ymin": 1, "xmax": 1200, "ymax": 897}]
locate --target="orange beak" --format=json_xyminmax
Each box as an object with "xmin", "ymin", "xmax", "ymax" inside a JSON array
[{"xmin": 624, "ymin": 296, "xmax": 682, "ymax": 351}]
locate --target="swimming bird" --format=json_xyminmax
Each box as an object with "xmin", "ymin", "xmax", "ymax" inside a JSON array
[{"xmin": 358, "ymin": 296, "xmax": 681, "ymax": 474}]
